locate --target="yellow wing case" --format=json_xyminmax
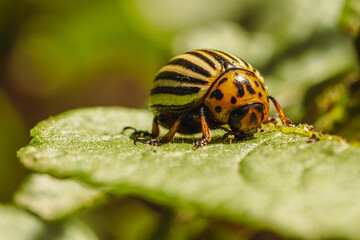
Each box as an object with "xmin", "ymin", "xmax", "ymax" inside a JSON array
[{"xmin": 149, "ymin": 49, "xmax": 262, "ymax": 112}]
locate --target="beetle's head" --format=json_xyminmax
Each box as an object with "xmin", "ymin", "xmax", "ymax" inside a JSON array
[
  {"xmin": 228, "ymin": 103, "xmax": 264, "ymax": 133},
  {"xmin": 204, "ymin": 69, "xmax": 269, "ymax": 132}
]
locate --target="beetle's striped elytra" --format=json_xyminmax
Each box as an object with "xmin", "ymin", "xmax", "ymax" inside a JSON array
[{"xmin": 126, "ymin": 49, "xmax": 291, "ymax": 147}]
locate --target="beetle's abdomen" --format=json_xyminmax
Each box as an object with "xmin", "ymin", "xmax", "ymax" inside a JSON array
[{"xmin": 149, "ymin": 49, "xmax": 261, "ymax": 113}]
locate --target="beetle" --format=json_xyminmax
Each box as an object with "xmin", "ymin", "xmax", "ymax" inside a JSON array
[{"xmin": 125, "ymin": 49, "xmax": 291, "ymax": 147}]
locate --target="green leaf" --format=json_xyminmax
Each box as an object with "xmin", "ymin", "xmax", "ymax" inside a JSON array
[
  {"xmin": 0, "ymin": 204, "xmax": 97, "ymax": 240},
  {"xmin": 14, "ymin": 174, "xmax": 106, "ymax": 221},
  {"xmin": 18, "ymin": 107, "xmax": 360, "ymax": 239},
  {"xmin": 341, "ymin": 0, "xmax": 360, "ymax": 36}
]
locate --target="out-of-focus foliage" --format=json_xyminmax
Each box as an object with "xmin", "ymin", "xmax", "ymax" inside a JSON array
[
  {"xmin": 2, "ymin": 0, "xmax": 358, "ymax": 125},
  {"xmin": 14, "ymin": 174, "xmax": 106, "ymax": 220},
  {"xmin": 302, "ymin": 71, "xmax": 360, "ymax": 141},
  {"xmin": 8, "ymin": 1, "xmax": 166, "ymax": 94},
  {"xmin": 0, "ymin": 204, "xmax": 98, "ymax": 240},
  {"xmin": 0, "ymin": 91, "xmax": 27, "ymax": 202},
  {"xmin": 302, "ymin": 0, "xmax": 360, "ymax": 141},
  {"xmin": 82, "ymin": 197, "xmax": 162, "ymax": 240},
  {"xmin": 341, "ymin": 0, "xmax": 360, "ymax": 36}
]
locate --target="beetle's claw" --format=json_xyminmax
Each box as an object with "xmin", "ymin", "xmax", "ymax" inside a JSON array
[
  {"xmin": 268, "ymin": 114, "xmax": 278, "ymax": 122},
  {"xmin": 146, "ymin": 138, "xmax": 163, "ymax": 146},
  {"xmin": 221, "ymin": 127, "xmax": 233, "ymax": 140},
  {"xmin": 134, "ymin": 137, "xmax": 163, "ymax": 146},
  {"xmin": 222, "ymin": 130, "xmax": 238, "ymax": 140},
  {"xmin": 133, "ymin": 137, "xmax": 147, "ymax": 144},
  {"xmin": 194, "ymin": 138, "xmax": 208, "ymax": 148},
  {"xmin": 266, "ymin": 115, "xmax": 292, "ymax": 126},
  {"xmin": 284, "ymin": 118, "xmax": 292, "ymax": 126},
  {"xmin": 222, "ymin": 132, "xmax": 231, "ymax": 140}
]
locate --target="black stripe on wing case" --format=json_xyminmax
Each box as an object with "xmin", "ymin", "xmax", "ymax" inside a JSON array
[
  {"xmin": 202, "ymin": 50, "xmax": 231, "ymax": 67},
  {"xmin": 150, "ymin": 101, "xmax": 195, "ymax": 111},
  {"xmin": 168, "ymin": 58, "xmax": 211, "ymax": 77},
  {"xmin": 186, "ymin": 51, "xmax": 217, "ymax": 70},
  {"xmin": 239, "ymin": 57, "xmax": 249, "ymax": 67},
  {"xmin": 218, "ymin": 50, "xmax": 239, "ymax": 64},
  {"xmin": 151, "ymin": 86, "xmax": 201, "ymax": 95},
  {"xmin": 218, "ymin": 50, "xmax": 250, "ymax": 68},
  {"xmin": 154, "ymin": 71, "xmax": 209, "ymax": 85}
]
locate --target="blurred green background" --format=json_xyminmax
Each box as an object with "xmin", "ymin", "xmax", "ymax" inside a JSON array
[{"xmin": 0, "ymin": 0, "xmax": 359, "ymax": 238}]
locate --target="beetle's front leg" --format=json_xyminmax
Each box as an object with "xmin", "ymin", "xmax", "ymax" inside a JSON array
[
  {"xmin": 268, "ymin": 96, "xmax": 292, "ymax": 126},
  {"xmin": 194, "ymin": 107, "xmax": 211, "ymax": 148}
]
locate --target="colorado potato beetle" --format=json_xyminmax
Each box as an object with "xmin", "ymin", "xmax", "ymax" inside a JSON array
[{"xmin": 125, "ymin": 49, "xmax": 291, "ymax": 147}]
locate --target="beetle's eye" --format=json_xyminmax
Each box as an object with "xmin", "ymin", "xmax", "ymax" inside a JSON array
[{"xmin": 229, "ymin": 105, "xmax": 250, "ymax": 131}]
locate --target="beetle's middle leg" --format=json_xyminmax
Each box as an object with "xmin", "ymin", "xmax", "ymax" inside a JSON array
[
  {"xmin": 134, "ymin": 114, "xmax": 187, "ymax": 146},
  {"xmin": 194, "ymin": 107, "xmax": 211, "ymax": 148},
  {"xmin": 123, "ymin": 114, "xmax": 162, "ymax": 139}
]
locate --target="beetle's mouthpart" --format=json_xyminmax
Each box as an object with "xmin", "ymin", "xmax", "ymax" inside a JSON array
[{"xmin": 229, "ymin": 103, "xmax": 264, "ymax": 131}]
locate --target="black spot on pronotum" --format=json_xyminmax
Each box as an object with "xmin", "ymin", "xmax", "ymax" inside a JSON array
[
  {"xmin": 258, "ymin": 92, "xmax": 262, "ymax": 97},
  {"xmin": 210, "ymin": 89, "xmax": 224, "ymax": 100},
  {"xmin": 215, "ymin": 106, "xmax": 222, "ymax": 113},
  {"xmin": 249, "ymin": 112, "xmax": 258, "ymax": 124},
  {"xmin": 218, "ymin": 78, "xmax": 228, "ymax": 85},
  {"xmin": 254, "ymin": 81, "xmax": 259, "ymax": 87},
  {"xmin": 244, "ymin": 80, "xmax": 256, "ymax": 94},
  {"xmin": 231, "ymin": 96, "xmax": 237, "ymax": 104},
  {"xmin": 234, "ymin": 81, "xmax": 244, "ymax": 97},
  {"xmin": 235, "ymin": 75, "xmax": 255, "ymax": 95}
]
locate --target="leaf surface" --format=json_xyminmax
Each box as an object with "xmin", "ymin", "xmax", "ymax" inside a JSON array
[{"xmin": 18, "ymin": 107, "xmax": 360, "ymax": 239}]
